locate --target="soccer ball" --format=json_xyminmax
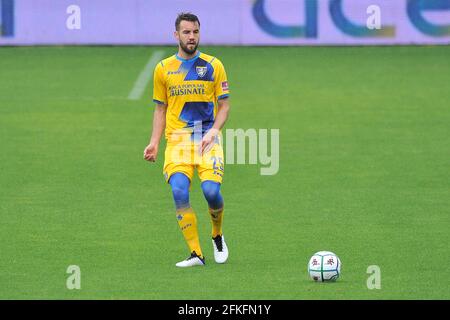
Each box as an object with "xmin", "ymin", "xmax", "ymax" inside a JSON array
[{"xmin": 308, "ymin": 251, "xmax": 341, "ymax": 282}]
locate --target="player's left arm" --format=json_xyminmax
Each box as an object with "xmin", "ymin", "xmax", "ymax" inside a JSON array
[
  {"xmin": 201, "ymin": 59, "xmax": 230, "ymax": 153},
  {"xmin": 201, "ymin": 98, "xmax": 230, "ymax": 153}
]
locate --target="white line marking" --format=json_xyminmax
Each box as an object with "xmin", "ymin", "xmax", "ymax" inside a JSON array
[{"xmin": 128, "ymin": 50, "xmax": 165, "ymax": 101}]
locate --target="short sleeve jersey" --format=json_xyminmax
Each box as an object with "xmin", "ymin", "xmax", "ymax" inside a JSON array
[{"xmin": 153, "ymin": 51, "xmax": 230, "ymax": 141}]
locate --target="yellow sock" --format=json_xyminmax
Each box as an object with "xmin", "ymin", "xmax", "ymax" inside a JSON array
[
  {"xmin": 176, "ymin": 208, "xmax": 203, "ymax": 258},
  {"xmin": 209, "ymin": 207, "xmax": 224, "ymax": 238}
]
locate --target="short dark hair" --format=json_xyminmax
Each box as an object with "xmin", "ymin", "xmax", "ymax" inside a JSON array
[{"xmin": 175, "ymin": 12, "xmax": 200, "ymax": 31}]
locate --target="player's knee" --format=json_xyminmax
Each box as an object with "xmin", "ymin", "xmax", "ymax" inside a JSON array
[
  {"xmin": 169, "ymin": 173, "xmax": 191, "ymax": 209},
  {"xmin": 171, "ymin": 186, "xmax": 189, "ymax": 202},
  {"xmin": 171, "ymin": 186, "xmax": 189, "ymax": 208},
  {"xmin": 201, "ymin": 181, "xmax": 220, "ymax": 200},
  {"xmin": 201, "ymin": 181, "xmax": 223, "ymax": 209}
]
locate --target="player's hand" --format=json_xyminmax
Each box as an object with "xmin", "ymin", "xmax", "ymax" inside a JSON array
[
  {"xmin": 143, "ymin": 143, "xmax": 158, "ymax": 162},
  {"xmin": 201, "ymin": 128, "xmax": 219, "ymax": 155}
]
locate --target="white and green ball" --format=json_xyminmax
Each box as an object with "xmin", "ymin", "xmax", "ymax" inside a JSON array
[{"xmin": 308, "ymin": 251, "xmax": 341, "ymax": 282}]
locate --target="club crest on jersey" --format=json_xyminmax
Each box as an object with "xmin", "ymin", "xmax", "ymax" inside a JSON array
[{"xmin": 196, "ymin": 66, "xmax": 207, "ymax": 78}]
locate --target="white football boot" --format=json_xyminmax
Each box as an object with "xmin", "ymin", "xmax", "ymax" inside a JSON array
[
  {"xmin": 175, "ymin": 251, "xmax": 205, "ymax": 268},
  {"xmin": 212, "ymin": 235, "xmax": 228, "ymax": 264}
]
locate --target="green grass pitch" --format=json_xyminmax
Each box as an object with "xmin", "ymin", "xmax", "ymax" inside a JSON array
[{"xmin": 0, "ymin": 46, "xmax": 449, "ymax": 299}]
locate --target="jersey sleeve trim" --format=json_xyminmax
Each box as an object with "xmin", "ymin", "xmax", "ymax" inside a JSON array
[
  {"xmin": 217, "ymin": 94, "xmax": 229, "ymax": 100},
  {"xmin": 153, "ymin": 99, "xmax": 166, "ymax": 105}
]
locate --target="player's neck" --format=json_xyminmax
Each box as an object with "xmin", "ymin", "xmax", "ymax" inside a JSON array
[{"xmin": 177, "ymin": 49, "xmax": 199, "ymax": 61}]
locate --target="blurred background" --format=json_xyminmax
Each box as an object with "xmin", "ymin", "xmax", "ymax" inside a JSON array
[{"xmin": 1, "ymin": 0, "xmax": 449, "ymax": 46}]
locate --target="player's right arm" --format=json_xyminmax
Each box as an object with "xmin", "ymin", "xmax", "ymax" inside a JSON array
[
  {"xmin": 144, "ymin": 103, "xmax": 167, "ymax": 162},
  {"xmin": 144, "ymin": 62, "xmax": 167, "ymax": 162}
]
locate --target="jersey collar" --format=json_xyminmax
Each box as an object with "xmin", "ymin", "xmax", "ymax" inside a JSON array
[{"xmin": 175, "ymin": 51, "xmax": 201, "ymax": 62}]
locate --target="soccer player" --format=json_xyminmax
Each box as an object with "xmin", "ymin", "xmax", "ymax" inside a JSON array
[{"xmin": 143, "ymin": 13, "xmax": 230, "ymax": 267}]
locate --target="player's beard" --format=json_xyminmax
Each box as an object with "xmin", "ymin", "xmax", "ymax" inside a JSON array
[{"xmin": 180, "ymin": 40, "xmax": 198, "ymax": 55}]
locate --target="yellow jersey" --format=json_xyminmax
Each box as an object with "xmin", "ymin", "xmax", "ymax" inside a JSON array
[{"xmin": 152, "ymin": 51, "xmax": 230, "ymax": 142}]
